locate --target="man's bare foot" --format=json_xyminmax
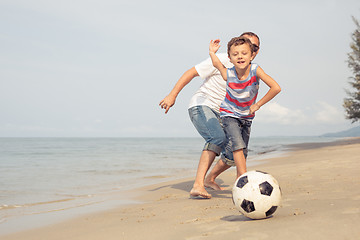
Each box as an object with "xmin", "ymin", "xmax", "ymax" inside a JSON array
[
  {"xmin": 190, "ymin": 186, "xmax": 211, "ymax": 199},
  {"xmin": 204, "ymin": 179, "xmax": 223, "ymax": 191}
]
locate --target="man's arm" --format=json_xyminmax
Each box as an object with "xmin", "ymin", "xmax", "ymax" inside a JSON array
[{"xmin": 159, "ymin": 67, "xmax": 199, "ymax": 114}]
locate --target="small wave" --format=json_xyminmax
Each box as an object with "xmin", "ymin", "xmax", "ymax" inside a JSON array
[
  {"xmin": 143, "ymin": 175, "xmax": 171, "ymax": 179},
  {"xmin": 0, "ymin": 198, "xmax": 75, "ymax": 210},
  {"xmin": 256, "ymin": 148, "xmax": 277, "ymax": 155},
  {"xmin": 0, "ymin": 205, "xmax": 22, "ymax": 210},
  {"xmin": 27, "ymin": 200, "xmax": 105, "ymax": 215},
  {"xmin": 78, "ymin": 169, "xmax": 142, "ymax": 175}
]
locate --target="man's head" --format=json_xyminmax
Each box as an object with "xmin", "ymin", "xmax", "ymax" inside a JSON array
[{"xmin": 240, "ymin": 32, "xmax": 260, "ymax": 57}]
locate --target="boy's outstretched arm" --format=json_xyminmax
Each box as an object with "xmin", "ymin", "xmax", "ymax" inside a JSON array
[
  {"xmin": 209, "ymin": 39, "xmax": 227, "ymax": 81},
  {"xmin": 159, "ymin": 67, "xmax": 199, "ymax": 114},
  {"xmin": 249, "ymin": 66, "xmax": 281, "ymax": 114}
]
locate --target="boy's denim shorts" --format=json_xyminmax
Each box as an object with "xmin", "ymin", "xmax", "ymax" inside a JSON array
[
  {"xmin": 222, "ymin": 116, "xmax": 252, "ymax": 154},
  {"xmin": 188, "ymin": 105, "xmax": 226, "ymax": 156}
]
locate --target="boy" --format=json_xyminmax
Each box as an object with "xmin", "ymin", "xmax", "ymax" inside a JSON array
[{"xmin": 209, "ymin": 37, "xmax": 281, "ymax": 178}]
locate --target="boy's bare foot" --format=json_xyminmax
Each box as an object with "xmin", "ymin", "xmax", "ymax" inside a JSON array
[
  {"xmin": 204, "ymin": 179, "xmax": 223, "ymax": 191},
  {"xmin": 190, "ymin": 186, "xmax": 211, "ymax": 199}
]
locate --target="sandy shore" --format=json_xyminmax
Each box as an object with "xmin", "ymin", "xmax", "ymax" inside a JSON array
[{"xmin": 1, "ymin": 138, "xmax": 360, "ymax": 240}]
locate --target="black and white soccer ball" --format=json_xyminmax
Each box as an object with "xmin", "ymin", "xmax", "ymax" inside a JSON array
[{"xmin": 232, "ymin": 170, "xmax": 282, "ymax": 219}]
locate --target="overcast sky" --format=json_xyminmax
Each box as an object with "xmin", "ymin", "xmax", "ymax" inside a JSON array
[{"xmin": 1, "ymin": 0, "xmax": 360, "ymax": 137}]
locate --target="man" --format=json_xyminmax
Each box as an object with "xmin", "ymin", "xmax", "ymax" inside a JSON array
[{"xmin": 159, "ymin": 32, "xmax": 260, "ymax": 198}]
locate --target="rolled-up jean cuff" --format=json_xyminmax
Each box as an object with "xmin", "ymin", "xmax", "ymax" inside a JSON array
[
  {"xmin": 221, "ymin": 155, "xmax": 236, "ymax": 167},
  {"xmin": 203, "ymin": 142, "xmax": 222, "ymax": 156}
]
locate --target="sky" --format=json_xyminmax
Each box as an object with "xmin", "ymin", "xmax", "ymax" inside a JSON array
[{"xmin": 1, "ymin": 0, "xmax": 360, "ymax": 138}]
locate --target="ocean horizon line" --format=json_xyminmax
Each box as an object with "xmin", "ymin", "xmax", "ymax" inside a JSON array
[{"xmin": 0, "ymin": 135, "xmax": 332, "ymax": 139}]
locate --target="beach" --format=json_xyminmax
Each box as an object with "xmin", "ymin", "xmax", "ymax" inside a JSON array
[{"xmin": 1, "ymin": 137, "xmax": 360, "ymax": 240}]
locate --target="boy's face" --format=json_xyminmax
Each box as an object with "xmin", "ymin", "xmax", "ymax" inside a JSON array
[{"xmin": 228, "ymin": 44, "xmax": 255, "ymax": 70}]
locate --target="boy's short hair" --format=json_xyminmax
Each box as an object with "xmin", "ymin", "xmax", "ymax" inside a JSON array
[{"xmin": 227, "ymin": 37, "xmax": 254, "ymax": 56}]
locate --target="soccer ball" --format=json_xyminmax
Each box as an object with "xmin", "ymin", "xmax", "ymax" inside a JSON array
[{"xmin": 232, "ymin": 170, "xmax": 282, "ymax": 219}]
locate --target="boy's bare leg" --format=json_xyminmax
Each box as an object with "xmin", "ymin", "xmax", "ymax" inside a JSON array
[
  {"xmin": 233, "ymin": 149, "xmax": 247, "ymax": 178},
  {"xmin": 190, "ymin": 150, "xmax": 216, "ymax": 199},
  {"xmin": 205, "ymin": 159, "xmax": 231, "ymax": 190}
]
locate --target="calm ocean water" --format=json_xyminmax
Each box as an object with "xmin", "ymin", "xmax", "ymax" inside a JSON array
[{"xmin": 0, "ymin": 136, "xmax": 338, "ymax": 234}]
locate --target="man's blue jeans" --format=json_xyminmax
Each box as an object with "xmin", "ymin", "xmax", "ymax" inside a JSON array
[{"xmin": 188, "ymin": 106, "xmax": 225, "ymax": 156}]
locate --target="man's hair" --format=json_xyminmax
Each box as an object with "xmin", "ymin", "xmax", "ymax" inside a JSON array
[
  {"xmin": 240, "ymin": 32, "xmax": 260, "ymax": 47},
  {"xmin": 227, "ymin": 37, "xmax": 254, "ymax": 55}
]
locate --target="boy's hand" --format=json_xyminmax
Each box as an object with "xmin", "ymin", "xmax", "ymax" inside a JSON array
[
  {"xmin": 249, "ymin": 103, "xmax": 260, "ymax": 115},
  {"xmin": 209, "ymin": 39, "xmax": 221, "ymax": 54},
  {"xmin": 159, "ymin": 95, "xmax": 176, "ymax": 114}
]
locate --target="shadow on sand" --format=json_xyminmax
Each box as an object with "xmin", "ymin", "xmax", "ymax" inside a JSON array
[{"xmin": 148, "ymin": 179, "xmax": 232, "ymax": 199}]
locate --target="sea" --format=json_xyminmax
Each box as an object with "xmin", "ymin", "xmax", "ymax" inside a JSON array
[{"xmin": 0, "ymin": 136, "xmax": 339, "ymax": 235}]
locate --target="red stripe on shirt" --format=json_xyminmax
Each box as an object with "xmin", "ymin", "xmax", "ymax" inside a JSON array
[
  {"xmin": 228, "ymin": 76, "xmax": 257, "ymax": 90},
  {"xmin": 219, "ymin": 107, "xmax": 233, "ymax": 114},
  {"xmin": 242, "ymin": 113, "xmax": 255, "ymax": 118},
  {"xmin": 225, "ymin": 93, "xmax": 258, "ymax": 108}
]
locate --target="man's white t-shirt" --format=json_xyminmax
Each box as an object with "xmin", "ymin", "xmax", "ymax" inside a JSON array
[{"xmin": 188, "ymin": 53, "xmax": 233, "ymax": 113}]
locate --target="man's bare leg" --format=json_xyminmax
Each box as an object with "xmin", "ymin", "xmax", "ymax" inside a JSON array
[
  {"xmin": 190, "ymin": 150, "xmax": 216, "ymax": 199},
  {"xmin": 204, "ymin": 159, "xmax": 231, "ymax": 190}
]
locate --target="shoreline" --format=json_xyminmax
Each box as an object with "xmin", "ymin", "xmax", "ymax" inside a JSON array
[
  {"xmin": 0, "ymin": 136, "xmax": 310, "ymax": 235},
  {"xmin": 1, "ymin": 137, "xmax": 360, "ymax": 239},
  {"xmin": 287, "ymin": 136, "xmax": 360, "ymax": 149}
]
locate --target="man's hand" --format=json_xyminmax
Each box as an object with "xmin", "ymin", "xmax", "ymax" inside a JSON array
[{"xmin": 159, "ymin": 95, "xmax": 176, "ymax": 114}]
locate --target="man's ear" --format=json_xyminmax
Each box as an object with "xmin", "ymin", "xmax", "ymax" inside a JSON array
[{"xmin": 251, "ymin": 52, "xmax": 256, "ymax": 61}]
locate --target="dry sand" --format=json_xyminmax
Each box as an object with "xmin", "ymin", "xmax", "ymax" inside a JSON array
[{"xmin": 1, "ymin": 138, "xmax": 360, "ymax": 240}]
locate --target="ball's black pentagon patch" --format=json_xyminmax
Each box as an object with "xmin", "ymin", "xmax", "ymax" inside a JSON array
[
  {"xmin": 236, "ymin": 176, "xmax": 248, "ymax": 188},
  {"xmin": 259, "ymin": 181, "xmax": 273, "ymax": 196},
  {"xmin": 241, "ymin": 199, "xmax": 255, "ymax": 213},
  {"xmin": 265, "ymin": 206, "xmax": 278, "ymax": 217}
]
